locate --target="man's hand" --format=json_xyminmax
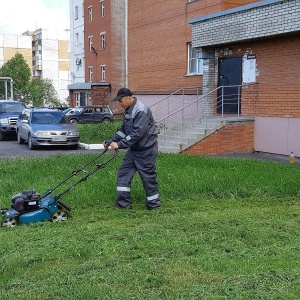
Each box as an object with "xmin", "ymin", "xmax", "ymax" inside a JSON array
[
  {"xmin": 103, "ymin": 141, "xmax": 110, "ymax": 148},
  {"xmin": 110, "ymin": 142, "xmax": 119, "ymax": 150}
]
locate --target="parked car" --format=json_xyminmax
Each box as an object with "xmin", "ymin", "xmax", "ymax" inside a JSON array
[
  {"xmin": 0, "ymin": 100, "xmax": 26, "ymax": 141},
  {"xmin": 17, "ymin": 108, "xmax": 80, "ymax": 150},
  {"xmin": 63, "ymin": 107, "xmax": 84, "ymax": 116},
  {"xmin": 65, "ymin": 106, "xmax": 114, "ymax": 124}
]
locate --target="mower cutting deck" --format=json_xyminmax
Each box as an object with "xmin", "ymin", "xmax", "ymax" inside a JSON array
[{"xmin": 1, "ymin": 148, "xmax": 118, "ymax": 228}]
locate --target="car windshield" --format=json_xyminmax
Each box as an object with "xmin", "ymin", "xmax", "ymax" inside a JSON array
[
  {"xmin": 0, "ymin": 103, "xmax": 25, "ymax": 113},
  {"xmin": 31, "ymin": 112, "xmax": 69, "ymax": 124}
]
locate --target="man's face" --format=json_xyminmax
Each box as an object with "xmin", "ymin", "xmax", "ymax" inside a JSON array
[{"xmin": 119, "ymin": 96, "xmax": 132, "ymax": 109}]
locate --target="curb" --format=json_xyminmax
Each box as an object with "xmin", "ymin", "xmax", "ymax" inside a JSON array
[{"xmin": 79, "ymin": 142, "xmax": 108, "ymax": 150}]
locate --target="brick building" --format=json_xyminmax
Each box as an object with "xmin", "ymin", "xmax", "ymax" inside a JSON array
[
  {"xmin": 69, "ymin": 0, "xmax": 300, "ymax": 157},
  {"xmin": 188, "ymin": 0, "xmax": 300, "ymax": 157},
  {"xmin": 69, "ymin": 0, "xmax": 257, "ymax": 114},
  {"xmin": 68, "ymin": 0, "xmax": 126, "ymax": 115}
]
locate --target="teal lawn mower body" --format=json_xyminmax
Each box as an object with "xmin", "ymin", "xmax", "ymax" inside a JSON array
[{"xmin": 1, "ymin": 148, "xmax": 118, "ymax": 228}]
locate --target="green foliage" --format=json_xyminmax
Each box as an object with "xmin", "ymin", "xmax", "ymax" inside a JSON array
[
  {"xmin": 29, "ymin": 78, "xmax": 60, "ymax": 107},
  {"xmin": 0, "ymin": 53, "xmax": 61, "ymax": 106},
  {"xmin": 0, "ymin": 53, "xmax": 31, "ymax": 101},
  {"xmin": 76, "ymin": 120, "xmax": 122, "ymax": 144},
  {"xmin": 0, "ymin": 153, "xmax": 300, "ymax": 298}
]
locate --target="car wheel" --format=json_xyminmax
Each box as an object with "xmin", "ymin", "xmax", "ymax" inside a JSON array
[
  {"xmin": 69, "ymin": 118, "xmax": 79, "ymax": 124},
  {"xmin": 0, "ymin": 132, "xmax": 6, "ymax": 141},
  {"xmin": 28, "ymin": 134, "xmax": 36, "ymax": 150},
  {"xmin": 52, "ymin": 209, "xmax": 68, "ymax": 222},
  {"xmin": 102, "ymin": 118, "xmax": 111, "ymax": 123},
  {"xmin": 1, "ymin": 217, "xmax": 18, "ymax": 228},
  {"xmin": 17, "ymin": 132, "xmax": 25, "ymax": 144}
]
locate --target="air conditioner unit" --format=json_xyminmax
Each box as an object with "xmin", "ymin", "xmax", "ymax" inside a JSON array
[{"xmin": 75, "ymin": 58, "xmax": 82, "ymax": 65}]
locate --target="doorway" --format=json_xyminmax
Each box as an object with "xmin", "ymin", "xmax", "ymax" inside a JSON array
[{"xmin": 217, "ymin": 57, "xmax": 242, "ymax": 114}]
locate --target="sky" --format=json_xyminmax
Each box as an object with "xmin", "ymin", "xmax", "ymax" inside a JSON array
[{"xmin": 0, "ymin": 0, "xmax": 70, "ymax": 35}]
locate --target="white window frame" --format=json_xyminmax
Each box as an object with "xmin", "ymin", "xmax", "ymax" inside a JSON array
[
  {"xmin": 88, "ymin": 36, "xmax": 93, "ymax": 52},
  {"xmin": 75, "ymin": 6, "xmax": 79, "ymax": 19},
  {"xmin": 89, "ymin": 66, "xmax": 93, "ymax": 82},
  {"xmin": 75, "ymin": 32, "xmax": 79, "ymax": 45},
  {"xmin": 100, "ymin": 0, "xmax": 105, "ymax": 17},
  {"xmin": 100, "ymin": 32, "xmax": 106, "ymax": 50},
  {"xmin": 187, "ymin": 43, "xmax": 203, "ymax": 75},
  {"xmin": 100, "ymin": 65, "xmax": 106, "ymax": 82},
  {"xmin": 88, "ymin": 6, "xmax": 93, "ymax": 22}
]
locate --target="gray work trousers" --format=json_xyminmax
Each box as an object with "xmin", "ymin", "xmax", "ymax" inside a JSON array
[{"xmin": 116, "ymin": 145, "xmax": 161, "ymax": 209}]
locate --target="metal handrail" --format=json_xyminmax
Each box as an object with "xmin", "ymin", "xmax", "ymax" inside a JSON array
[{"xmin": 156, "ymin": 83, "xmax": 255, "ymax": 151}]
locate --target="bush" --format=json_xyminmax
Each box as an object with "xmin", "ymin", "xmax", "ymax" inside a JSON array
[{"xmin": 76, "ymin": 120, "xmax": 122, "ymax": 144}]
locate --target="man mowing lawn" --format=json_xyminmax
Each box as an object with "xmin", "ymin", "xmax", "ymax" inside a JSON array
[{"xmin": 104, "ymin": 87, "xmax": 161, "ymax": 210}]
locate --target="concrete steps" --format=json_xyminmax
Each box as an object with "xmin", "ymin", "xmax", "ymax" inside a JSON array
[{"xmin": 157, "ymin": 117, "xmax": 227, "ymax": 153}]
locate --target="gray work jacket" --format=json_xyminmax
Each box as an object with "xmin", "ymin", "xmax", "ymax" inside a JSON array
[{"xmin": 108, "ymin": 98, "xmax": 157, "ymax": 151}]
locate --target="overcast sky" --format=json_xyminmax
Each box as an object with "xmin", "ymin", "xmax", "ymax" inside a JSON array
[{"xmin": 0, "ymin": 0, "xmax": 70, "ymax": 35}]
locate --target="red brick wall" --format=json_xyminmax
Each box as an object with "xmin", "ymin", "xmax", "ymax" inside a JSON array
[
  {"xmin": 222, "ymin": 35, "xmax": 300, "ymax": 118},
  {"xmin": 127, "ymin": 0, "xmax": 260, "ymax": 93},
  {"xmin": 182, "ymin": 121, "xmax": 254, "ymax": 155},
  {"xmin": 84, "ymin": 0, "xmax": 125, "ymax": 97}
]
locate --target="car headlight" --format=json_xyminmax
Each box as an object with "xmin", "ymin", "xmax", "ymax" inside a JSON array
[
  {"xmin": 69, "ymin": 131, "xmax": 79, "ymax": 136},
  {"xmin": 35, "ymin": 131, "xmax": 51, "ymax": 136},
  {"xmin": 0, "ymin": 118, "xmax": 9, "ymax": 124}
]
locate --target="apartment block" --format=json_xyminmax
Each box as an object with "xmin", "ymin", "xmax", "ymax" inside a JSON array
[
  {"xmin": 0, "ymin": 30, "xmax": 70, "ymax": 104},
  {"xmin": 189, "ymin": 0, "xmax": 300, "ymax": 156},
  {"xmin": 69, "ymin": 0, "xmax": 300, "ymax": 157},
  {"xmin": 68, "ymin": 0, "xmax": 126, "ymax": 114},
  {"xmin": 0, "ymin": 34, "xmax": 32, "ymax": 72},
  {"xmin": 25, "ymin": 28, "xmax": 71, "ymax": 104}
]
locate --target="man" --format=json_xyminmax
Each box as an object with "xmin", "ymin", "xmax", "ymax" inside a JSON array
[{"xmin": 104, "ymin": 87, "xmax": 161, "ymax": 210}]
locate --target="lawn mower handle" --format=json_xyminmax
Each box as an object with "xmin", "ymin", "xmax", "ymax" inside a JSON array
[
  {"xmin": 50, "ymin": 149, "xmax": 119, "ymax": 199},
  {"xmin": 42, "ymin": 147, "xmax": 112, "ymax": 198}
]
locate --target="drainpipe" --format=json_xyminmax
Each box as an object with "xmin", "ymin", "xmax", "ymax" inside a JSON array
[{"xmin": 125, "ymin": 0, "xmax": 128, "ymax": 87}]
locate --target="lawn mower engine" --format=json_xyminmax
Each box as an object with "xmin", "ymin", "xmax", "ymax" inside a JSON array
[{"xmin": 1, "ymin": 189, "xmax": 69, "ymax": 228}]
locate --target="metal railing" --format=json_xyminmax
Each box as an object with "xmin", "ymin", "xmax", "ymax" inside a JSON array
[
  {"xmin": 155, "ymin": 84, "xmax": 254, "ymax": 151},
  {"xmin": 149, "ymin": 86, "xmax": 202, "ymax": 123}
]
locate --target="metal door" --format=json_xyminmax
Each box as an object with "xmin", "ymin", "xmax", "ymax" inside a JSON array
[{"xmin": 217, "ymin": 57, "xmax": 242, "ymax": 114}]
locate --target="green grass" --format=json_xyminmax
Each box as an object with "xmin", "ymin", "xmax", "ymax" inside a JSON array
[
  {"xmin": 76, "ymin": 121, "xmax": 122, "ymax": 144},
  {"xmin": 0, "ymin": 120, "xmax": 300, "ymax": 300},
  {"xmin": 0, "ymin": 128, "xmax": 300, "ymax": 299}
]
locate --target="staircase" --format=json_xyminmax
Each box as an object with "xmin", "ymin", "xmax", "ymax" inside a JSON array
[
  {"xmin": 150, "ymin": 84, "xmax": 254, "ymax": 154},
  {"xmin": 157, "ymin": 116, "xmax": 227, "ymax": 153}
]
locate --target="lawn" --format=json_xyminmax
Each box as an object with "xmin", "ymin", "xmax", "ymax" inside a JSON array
[{"xmin": 0, "ymin": 123, "xmax": 299, "ymax": 299}]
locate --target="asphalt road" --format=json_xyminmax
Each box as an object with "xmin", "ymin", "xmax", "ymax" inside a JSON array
[
  {"xmin": 0, "ymin": 134, "xmax": 102, "ymax": 159},
  {"xmin": 0, "ymin": 134, "xmax": 294, "ymax": 165}
]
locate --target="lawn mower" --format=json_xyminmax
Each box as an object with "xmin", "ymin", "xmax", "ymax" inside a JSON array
[{"xmin": 1, "ymin": 148, "xmax": 118, "ymax": 228}]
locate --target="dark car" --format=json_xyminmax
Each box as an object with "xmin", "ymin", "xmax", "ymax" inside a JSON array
[
  {"xmin": 0, "ymin": 100, "xmax": 26, "ymax": 140},
  {"xmin": 66, "ymin": 106, "xmax": 114, "ymax": 124},
  {"xmin": 17, "ymin": 108, "xmax": 80, "ymax": 150}
]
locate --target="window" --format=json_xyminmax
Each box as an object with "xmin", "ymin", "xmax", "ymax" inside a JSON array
[
  {"xmin": 100, "ymin": 0, "xmax": 105, "ymax": 17},
  {"xmin": 75, "ymin": 32, "xmax": 79, "ymax": 45},
  {"xmin": 89, "ymin": 66, "xmax": 93, "ymax": 82},
  {"xmin": 100, "ymin": 65, "xmax": 106, "ymax": 82},
  {"xmin": 88, "ymin": 36, "xmax": 93, "ymax": 52},
  {"xmin": 88, "ymin": 6, "xmax": 93, "ymax": 22},
  {"xmin": 187, "ymin": 43, "xmax": 203, "ymax": 75},
  {"xmin": 100, "ymin": 32, "xmax": 106, "ymax": 50},
  {"xmin": 75, "ymin": 6, "xmax": 79, "ymax": 19}
]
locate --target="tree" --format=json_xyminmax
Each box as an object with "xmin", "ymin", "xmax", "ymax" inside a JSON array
[
  {"xmin": 0, "ymin": 53, "xmax": 31, "ymax": 102},
  {"xmin": 0, "ymin": 53, "xmax": 62, "ymax": 107},
  {"xmin": 29, "ymin": 78, "xmax": 61, "ymax": 107}
]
